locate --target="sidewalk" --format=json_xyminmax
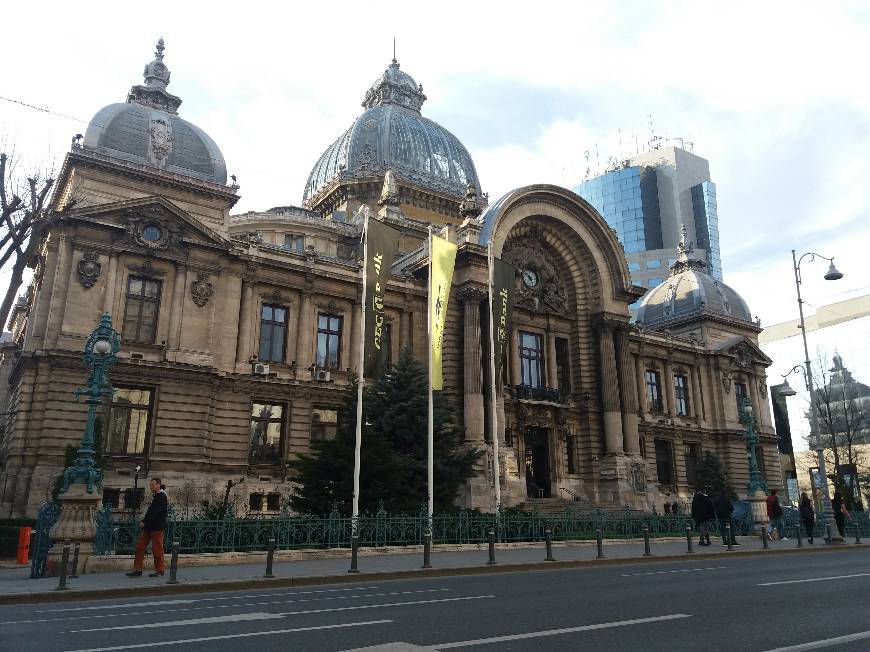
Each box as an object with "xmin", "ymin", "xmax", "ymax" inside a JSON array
[{"xmin": 1, "ymin": 536, "xmax": 863, "ymax": 604}]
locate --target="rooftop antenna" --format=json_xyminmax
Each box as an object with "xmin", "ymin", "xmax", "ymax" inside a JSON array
[{"xmin": 392, "ymin": 37, "xmax": 397, "ymax": 63}]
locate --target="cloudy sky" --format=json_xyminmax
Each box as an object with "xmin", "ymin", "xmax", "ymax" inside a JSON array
[{"xmin": 1, "ymin": 0, "xmax": 868, "ymax": 339}]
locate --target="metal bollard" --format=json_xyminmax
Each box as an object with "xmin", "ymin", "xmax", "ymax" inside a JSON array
[
  {"xmin": 642, "ymin": 525, "xmax": 652, "ymax": 557},
  {"xmin": 726, "ymin": 522, "xmax": 733, "ymax": 551},
  {"xmin": 544, "ymin": 527, "xmax": 555, "ymax": 561},
  {"xmin": 685, "ymin": 525, "xmax": 694, "ymax": 554},
  {"xmin": 166, "ymin": 540, "xmax": 179, "ymax": 584},
  {"xmin": 264, "ymin": 537, "xmax": 275, "ymax": 578},
  {"xmin": 825, "ymin": 523, "xmax": 832, "ymax": 545},
  {"xmin": 487, "ymin": 529, "xmax": 497, "ymax": 565},
  {"xmin": 55, "ymin": 540, "xmax": 71, "ymax": 591},
  {"xmin": 761, "ymin": 527, "xmax": 769, "ymax": 549},
  {"xmin": 596, "ymin": 528, "xmax": 605, "ymax": 559},
  {"xmin": 348, "ymin": 535, "xmax": 360, "ymax": 574},
  {"xmin": 855, "ymin": 523, "xmax": 862, "ymax": 545},
  {"xmin": 69, "ymin": 542, "xmax": 81, "ymax": 579},
  {"xmin": 796, "ymin": 523, "xmax": 803, "ymax": 548},
  {"xmin": 422, "ymin": 529, "xmax": 432, "ymax": 569}
]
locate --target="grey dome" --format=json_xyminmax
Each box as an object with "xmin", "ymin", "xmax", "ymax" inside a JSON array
[
  {"xmin": 636, "ymin": 231, "xmax": 752, "ymax": 328},
  {"xmin": 82, "ymin": 39, "xmax": 227, "ymax": 186},
  {"xmin": 303, "ymin": 59, "xmax": 480, "ymax": 202}
]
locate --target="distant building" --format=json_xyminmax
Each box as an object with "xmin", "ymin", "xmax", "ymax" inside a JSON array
[{"xmin": 575, "ymin": 146, "xmax": 722, "ymax": 294}]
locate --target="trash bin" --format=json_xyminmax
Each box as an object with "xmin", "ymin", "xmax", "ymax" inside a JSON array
[{"xmin": 17, "ymin": 527, "xmax": 32, "ymax": 564}]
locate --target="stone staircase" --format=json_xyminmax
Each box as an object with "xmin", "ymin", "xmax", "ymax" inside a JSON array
[{"xmin": 516, "ymin": 497, "xmax": 587, "ymax": 515}]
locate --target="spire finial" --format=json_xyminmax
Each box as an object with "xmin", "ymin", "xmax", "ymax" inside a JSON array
[{"xmin": 155, "ymin": 37, "xmax": 165, "ymax": 60}]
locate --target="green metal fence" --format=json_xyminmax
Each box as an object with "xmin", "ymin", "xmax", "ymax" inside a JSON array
[{"xmin": 93, "ymin": 504, "xmax": 765, "ymax": 555}]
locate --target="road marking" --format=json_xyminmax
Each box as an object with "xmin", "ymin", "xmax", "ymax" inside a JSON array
[
  {"xmin": 63, "ymin": 619, "xmax": 393, "ymax": 652},
  {"xmin": 430, "ymin": 614, "xmax": 692, "ymax": 649},
  {"xmin": 621, "ymin": 566, "xmax": 726, "ymax": 577},
  {"xmin": 758, "ymin": 573, "xmax": 870, "ymax": 586},
  {"xmin": 762, "ymin": 630, "xmax": 870, "ymax": 651},
  {"xmin": 37, "ymin": 585, "xmax": 381, "ymax": 612},
  {"xmin": 67, "ymin": 595, "xmax": 495, "ymax": 633},
  {"xmin": 5, "ymin": 589, "xmax": 449, "ymax": 625}
]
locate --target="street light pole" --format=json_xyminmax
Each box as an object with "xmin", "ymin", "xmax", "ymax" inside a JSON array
[{"xmin": 791, "ymin": 250, "xmax": 843, "ymax": 542}]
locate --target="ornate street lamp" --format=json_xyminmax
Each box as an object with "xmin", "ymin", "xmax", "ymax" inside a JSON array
[
  {"xmin": 791, "ymin": 250, "xmax": 844, "ymax": 542},
  {"xmin": 48, "ymin": 312, "xmax": 121, "ymax": 575},
  {"xmin": 741, "ymin": 397, "xmax": 768, "ymax": 496}
]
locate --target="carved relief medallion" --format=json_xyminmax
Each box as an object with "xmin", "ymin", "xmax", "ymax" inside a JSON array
[
  {"xmin": 190, "ymin": 272, "xmax": 214, "ymax": 307},
  {"xmin": 77, "ymin": 251, "xmax": 102, "ymax": 289}
]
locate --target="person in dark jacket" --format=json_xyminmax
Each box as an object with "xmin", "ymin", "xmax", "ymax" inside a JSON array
[
  {"xmin": 714, "ymin": 490, "xmax": 739, "ymax": 546},
  {"xmin": 691, "ymin": 488, "xmax": 715, "ymax": 546},
  {"xmin": 832, "ymin": 489, "xmax": 849, "ymax": 538},
  {"xmin": 799, "ymin": 492, "xmax": 815, "ymax": 543},
  {"xmin": 766, "ymin": 489, "xmax": 786, "ymax": 541},
  {"xmin": 127, "ymin": 478, "xmax": 168, "ymax": 577}
]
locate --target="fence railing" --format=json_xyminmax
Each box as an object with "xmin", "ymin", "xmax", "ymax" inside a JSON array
[{"xmin": 92, "ymin": 505, "xmax": 763, "ymax": 556}]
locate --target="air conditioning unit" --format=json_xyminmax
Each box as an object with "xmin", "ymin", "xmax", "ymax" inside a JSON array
[
  {"xmin": 316, "ymin": 369, "xmax": 331, "ymax": 382},
  {"xmin": 253, "ymin": 363, "xmax": 270, "ymax": 375}
]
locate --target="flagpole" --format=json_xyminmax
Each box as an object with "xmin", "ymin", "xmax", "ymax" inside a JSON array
[
  {"xmin": 487, "ymin": 242, "xmax": 502, "ymax": 512},
  {"xmin": 352, "ymin": 212, "xmax": 369, "ymax": 535},
  {"xmin": 427, "ymin": 225, "xmax": 434, "ymax": 528}
]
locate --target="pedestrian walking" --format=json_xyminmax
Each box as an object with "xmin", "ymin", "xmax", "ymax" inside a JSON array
[
  {"xmin": 714, "ymin": 489, "xmax": 739, "ymax": 546},
  {"xmin": 766, "ymin": 489, "xmax": 787, "ymax": 541},
  {"xmin": 799, "ymin": 492, "xmax": 815, "ymax": 543},
  {"xmin": 832, "ymin": 489, "xmax": 849, "ymax": 538},
  {"xmin": 126, "ymin": 478, "xmax": 168, "ymax": 577},
  {"xmin": 691, "ymin": 487, "xmax": 715, "ymax": 546}
]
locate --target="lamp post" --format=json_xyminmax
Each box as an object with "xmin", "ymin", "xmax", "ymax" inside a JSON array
[
  {"xmin": 741, "ymin": 397, "xmax": 770, "ymax": 534},
  {"xmin": 791, "ymin": 250, "xmax": 843, "ymax": 542},
  {"xmin": 48, "ymin": 312, "xmax": 121, "ymax": 575}
]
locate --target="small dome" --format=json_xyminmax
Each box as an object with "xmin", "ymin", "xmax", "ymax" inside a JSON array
[
  {"xmin": 82, "ymin": 39, "xmax": 227, "ymax": 185},
  {"xmin": 636, "ymin": 227, "xmax": 752, "ymax": 328},
  {"xmin": 303, "ymin": 58, "xmax": 479, "ymax": 203}
]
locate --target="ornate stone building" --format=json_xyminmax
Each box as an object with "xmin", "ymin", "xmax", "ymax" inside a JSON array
[{"xmin": 0, "ymin": 42, "xmax": 781, "ymax": 517}]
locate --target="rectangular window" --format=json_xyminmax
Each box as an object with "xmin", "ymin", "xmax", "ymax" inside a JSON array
[
  {"xmin": 107, "ymin": 387, "xmax": 153, "ymax": 456},
  {"xmin": 646, "ymin": 259, "xmax": 662, "ymax": 269},
  {"xmin": 284, "ymin": 234, "xmax": 304, "ymax": 252},
  {"xmin": 122, "ymin": 276, "xmax": 161, "ymax": 343},
  {"xmin": 674, "ymin": 374, "xmax": 690, "ymax": 416},
  {"xmin": 655, "ymin": 439, "xmax": 674, "ymax": 486},
  {"xmin": 645, "ymin": 370, "xmax": 663, "ymax": 413},
  {"xmin": 258, "ymin": 304, "xmax": 288, "ymax": 363},
  {"xmin": 566, "ymin": 435, "xmax": 576, "ymax": 474},
  {"xmin": 685, "ymin": 443, "xmax": 700, "ymax": 488},
  {"xmin": 735, "ymin": 381, "xmax": 747, "ymax": 415},
  {"xmin": 316, "ymin": 314, "xmax": 342, "ymax": 369},
  {"xmin": 249, "ymin": 493, "xmax": 264, "ymax": 511},
  {"xmin": 555, "ymin": 337, "xmax": 571, "ymax": 395},
  {"xmin": 519, "ymin": 331, "xmax": 544, "ymax": 388},
  {"xmin": 266, "ymin": 493, "xmax": 281, "ymax": 511},
  {"xmin": 249, "ymin": 402, "xmax": 285, "ymax": 464},
  {"xmin": 311, "ymin": 408, "xmax": 338, "ymax": 441}
]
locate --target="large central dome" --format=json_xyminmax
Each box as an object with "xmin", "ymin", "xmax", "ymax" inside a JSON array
[{"xmin": 303, "ymin": 58, "xmax": 481, "ymax": 204}]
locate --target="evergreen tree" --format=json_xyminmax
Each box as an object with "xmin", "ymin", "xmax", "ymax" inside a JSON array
[
  {"xmin": 288, "ymin": 348, "xmax": 481, "ymax": 514},
  {"xmin": 695, "ymin": 450, "xmax": 735, "ymax": 498}
]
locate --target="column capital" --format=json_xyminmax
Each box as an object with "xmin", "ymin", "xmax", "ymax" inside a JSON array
[
  {"xmin": 456, "ymin": 284, "xmax": 488, "ymax": 303},
  {"xmin": 591, "ymin": 313, "xmax": 629, "ymax": 334}
]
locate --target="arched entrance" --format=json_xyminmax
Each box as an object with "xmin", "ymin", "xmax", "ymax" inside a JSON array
[{"xmin": 524, "ymin": 427, "xmax": 551, "ymax": 498}]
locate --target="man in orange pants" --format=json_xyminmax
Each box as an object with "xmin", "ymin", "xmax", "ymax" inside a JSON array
[{"xmin": 127, "ymin": 477, "xmax": 168, "ymax": 577}]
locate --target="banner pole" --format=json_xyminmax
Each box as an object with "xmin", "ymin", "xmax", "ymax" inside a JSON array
[
  {"xmin": 487, "ymin": 242, "xmax": 502, "ymax": 512},
  {"xmin": 352, "ymin": 212, "xmax": 369, "ymax": 533},
  {"xmin": 427, "ymin": 225, "xmax": 434, "ymax": 529}
]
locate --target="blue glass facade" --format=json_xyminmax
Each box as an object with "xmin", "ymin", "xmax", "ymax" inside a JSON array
[
  {"xmin": 575, "ymin": 167, "xmax": 662, "ymax": 254},
  {"xmin": 691, "ymin": 180, "xmax": 722, "ymax": 279}
]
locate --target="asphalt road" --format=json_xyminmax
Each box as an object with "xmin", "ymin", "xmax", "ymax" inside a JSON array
[{"xmin": 1, "ymin": 549, "xmax": 868, "ymax": 652}]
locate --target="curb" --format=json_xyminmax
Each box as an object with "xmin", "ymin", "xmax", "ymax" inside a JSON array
[{"xmin": 2, "ymin": 542, "xmax": 867, "ymax": 605}]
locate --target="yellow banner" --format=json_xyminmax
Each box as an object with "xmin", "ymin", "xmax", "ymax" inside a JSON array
[{"xmin": 429, "ymin": 233, "xmax": 457, "ymax": 390}]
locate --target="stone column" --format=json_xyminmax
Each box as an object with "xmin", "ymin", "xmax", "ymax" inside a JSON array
[
  {"xmin": 400, "ymin": 309, "xmax": 411, "ymax": 355},
  {"xmin": 220, "ymin": 275, "xmax": 242, "ymax": 369},
  {"xmin": 691, "ymin": 365, "xmax": 704, "ymax": 420},
  {"xmin": 616, "ymin": 327, "xmax": 639, "ymax": 455},
  {"xmin": 296, "ymin": 291, "xmax": 313, "ymax": 368},
  {"xmin": 45, "ymin": 234, "xmax": 74, "ymax": 349},
  {"xmin": 597, "ymin": 320, "xmax": 624, "ymax": 454},
  {"xmin": 350, "ymin": 301, "xmax": 362, "ymax": 373},
  {"xmin": 461, "ymin": 288, "xmax": 485, "ymax": 441},
  {"xmin": 236, "ymin": 281, "xmax": 255, "ymax": 364},
  {"xmin": 27, "ymin": 240, "xmax": 60, "ymax": 348},
  {"xmin": 635, "ymin": 355, "xmax": 648, "ymax": 414},
  {"xmin": 167, "ymin": 265, "xmax": 187, "ymax": 350},
  {"xmin": 102, "ymin": 254, "xmax": 119, "ymax": 315},
  {"xmin": 663, "ymin": 362, "xmax": 676, "ymax": 416},
  {"xmin": 546, "ymin": 332, "xmax": 558, "ymax": 389}
]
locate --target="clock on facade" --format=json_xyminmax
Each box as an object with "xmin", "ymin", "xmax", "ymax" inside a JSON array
[{"xmin": 522, "ymin": 268, "xmax": 539, "ymax": 289}]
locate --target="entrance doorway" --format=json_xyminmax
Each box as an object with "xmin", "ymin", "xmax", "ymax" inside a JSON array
[{"xmin": 524, "ymin": 427, "xmax": 551, "ymax": 498}]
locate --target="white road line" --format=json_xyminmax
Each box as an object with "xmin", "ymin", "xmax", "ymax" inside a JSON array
[
  {"xmin": 758, "ymin": 573, "xmax": 870, "ymax": 586},
  {"xmin": 621, "ymin": 566, "xmax": 726, "ymax": 577},
  {"xmin": 431, "ymin": 614, "xmax": 692, "ymax": 649},
  {"xmin": 63, "ymin": 619, "xmax": 393, "ymax": 652},
  {"xmin": 4, "ymin": 589, "xmax": 450, "ymax": 625},
  {"xmin": 67, "ymin": 595, "xmax": 495, "ymax": 633},
  {"xmin": 762, "ymin": 630, "xmax": 870, "ymax": 651},
  {"xmin": 36, "ymin": 585, "xmax": 381, "ymax": 612}
]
